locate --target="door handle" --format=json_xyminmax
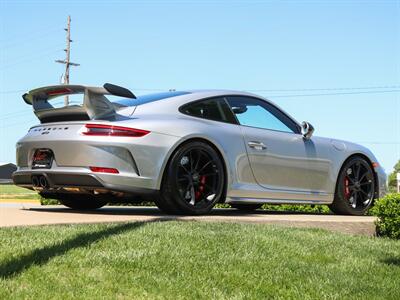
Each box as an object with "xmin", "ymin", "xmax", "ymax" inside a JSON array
[{"xmin": 248, "ymin": 141, "xmax": 267, "ymax": 150}]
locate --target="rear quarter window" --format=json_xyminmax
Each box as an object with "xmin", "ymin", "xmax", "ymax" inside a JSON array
[{"xmin": 180, "ymin": 97, "xmax": 237, "ymax": 124}]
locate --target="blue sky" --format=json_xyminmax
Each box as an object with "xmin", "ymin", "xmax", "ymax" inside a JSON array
[{"xmin": 0, "ymin": 0, "xmax": 399, "ymax": 173}]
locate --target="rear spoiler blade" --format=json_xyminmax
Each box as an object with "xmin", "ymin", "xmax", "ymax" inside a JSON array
[{"xmin": 22, "ymin": 83, "xmax": 136, "ymax": 123}]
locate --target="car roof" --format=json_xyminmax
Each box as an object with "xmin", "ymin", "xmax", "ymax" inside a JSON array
[
  {"xmin": 117, "ymin": 89, "xmax": 264, "ymax": 110},
  {"xmin": 159, "ymin": 89, "xmax": 266, "ymax": 104}
]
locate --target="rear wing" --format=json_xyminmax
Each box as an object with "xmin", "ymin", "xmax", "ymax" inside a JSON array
[{"xmin": 22, "ymin": 83, "xmax": 136, "ymax": 123}]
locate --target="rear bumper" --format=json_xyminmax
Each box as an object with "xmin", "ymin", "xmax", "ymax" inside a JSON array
[
  {"xmin": 12, "ymin": 167, "xmax": 159, "ymax": 197},
  {"xmin": 15, "ymin": 122, "xmax": 182, "ymax": 191}
]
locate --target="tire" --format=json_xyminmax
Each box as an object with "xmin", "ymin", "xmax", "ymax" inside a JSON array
[
  {"xmin": 230, "ymin": 203, "xmax": 263, "ymax": 211},
  {"xmin": 153, "ymin": 195, "xmax": 180, "ymax": 214},
  {"xmin": 155, "ymin": 141, "xmax": 225, "ymax": 215},
  {"xmin": 59, "ymin": 195, "xmax": 108, "ymax": 210},
  {"xmin": 329, "ymin": 157, "xmax": 375, "ymax": 216}
]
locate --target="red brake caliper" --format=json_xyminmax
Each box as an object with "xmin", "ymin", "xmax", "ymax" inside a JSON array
[
  {"xmin": 195, "ymin": 176, "xmax": 207, "ymax": 200},
  {"xmin": 344, "ymin": 177, "xmax": 350, "ymax": 199}
]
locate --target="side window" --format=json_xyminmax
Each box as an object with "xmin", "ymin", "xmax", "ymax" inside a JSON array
[
  {"xmin": 180, "ymin": 97, "xmax": 237, "ymax": 124},
  {"xmin": 227, "ymin": 96, "xmax": 298, "ymax": 133}
]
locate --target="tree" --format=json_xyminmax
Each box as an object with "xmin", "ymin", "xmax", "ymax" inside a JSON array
[{"xmin": 388, "ymin": 160, "xmax": 400, "ymax": 193}]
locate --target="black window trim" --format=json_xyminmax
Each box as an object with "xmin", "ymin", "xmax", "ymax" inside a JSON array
[
  {"xmin": 178, "ymin": 94, "xmax": 302, "ymax": 134},
  {"xmin": 225, "ymin": 95, "xmax": 302, "ymax": 134}
]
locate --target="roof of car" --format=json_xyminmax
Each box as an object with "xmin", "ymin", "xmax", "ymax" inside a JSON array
[{"xmin": 117, "ymin": 89, "xmax": 263, "ymax": 108}]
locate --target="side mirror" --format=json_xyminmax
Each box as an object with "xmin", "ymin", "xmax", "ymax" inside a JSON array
[{"xmin": 301, "ymin": 121, "xmax": 314, "ymax": 139}]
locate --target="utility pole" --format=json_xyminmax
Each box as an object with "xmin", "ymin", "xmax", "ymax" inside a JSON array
[{"xmin": 55, "ymin": 15, "xmax": 80, "ymax": 106}]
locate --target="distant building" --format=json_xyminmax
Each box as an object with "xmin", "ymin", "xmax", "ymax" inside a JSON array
[{"xmin": 0, "ymin": 163, "xmax": 17, "ymax": 184}]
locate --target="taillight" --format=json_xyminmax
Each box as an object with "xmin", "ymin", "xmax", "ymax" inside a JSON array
[
  {"xmin": 82, "ymin": 124, "xmax": 150, "ymax": 137},
  {"xmin": 90, "ymin": 166, "xmax": 119, "ymax": 174}
]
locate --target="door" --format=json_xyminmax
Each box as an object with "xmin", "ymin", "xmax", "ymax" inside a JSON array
[{"xmin": 226, "ymin": 96, "xmax": 332, "ymax": 194}]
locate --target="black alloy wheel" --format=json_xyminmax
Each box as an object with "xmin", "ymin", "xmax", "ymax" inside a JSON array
[
  {"xmin": 329, "ymin": 157, "xmax": 375, "ymax": 215},
  {"xmin": 155, "ymin": 141, "xmax": 225, "ymax": 215}
]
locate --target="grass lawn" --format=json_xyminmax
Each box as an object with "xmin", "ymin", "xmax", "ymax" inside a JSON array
[
  {"xmin": 0, "ymin": 184, "xmax": 38, "ymax": 200},
  {"xmin": 0, "ymin": 222, "xmax": 399, "ymax": 299}
]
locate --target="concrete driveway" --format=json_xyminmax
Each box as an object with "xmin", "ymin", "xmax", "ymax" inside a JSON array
[{"xmin": 0, "ymin": 202, "xmax": 377, "ymax": 236}]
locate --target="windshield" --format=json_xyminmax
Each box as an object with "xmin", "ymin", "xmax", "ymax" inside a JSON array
[{"xmin": 113, "ymin": 91, "xmax": 190, "ymax": 107}]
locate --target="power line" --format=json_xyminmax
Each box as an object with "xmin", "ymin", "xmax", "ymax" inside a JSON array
[
  {"xmin": 267, "ymin": 89, "xmax": 400, "ymax": 98},
  {"xmin": 2, "ymin": 86, "xmax": 400, "ymax": 97},
  {"xmin": 0, "ymin": 26, "xmax": 60, "ymax": 44},
  {"xmin": 0, "ymin": 27, "xmax": 61, "ymax": 50},
  {"xmin": 357, "ymin": 142, "xmax": 400, "ymax": 145},
  {"xmin": 0, "ymin": 49, "xmax": 63, "ymax": 70},
  {"xmin": 0, "ymin": 87, "xmax": 166, "ymax": 94},
  {"xmin": 0, "ymin": 89, "xmax": 26, "ymax": 94},
  {"xmin": 1, "ymin": 44, "xmax": 65, "ymax": 66},
  {"xmin": 246, "ymin": 85, "xmax": 400, "ymax": 92},
  {"xmin": 2, "ymin": 84, "xmax": 400, "ymax": 94}
]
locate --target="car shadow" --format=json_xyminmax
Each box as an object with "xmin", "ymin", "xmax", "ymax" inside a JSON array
[
  {"xmin": 26, "ymin": 206, "xmax": 334, "ymax": 217},
  {"xmin": 0, "ymin": 218, "xmax": 166, "ymax": 279},
  {"xmin": 382, "ymin": 257, "xmax": 400, "ymax": 267}
]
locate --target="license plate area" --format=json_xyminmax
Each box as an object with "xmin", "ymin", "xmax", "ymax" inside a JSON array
[{"xmin": 32, "ymin": 149, "xmax": 54, "ymax": 169}]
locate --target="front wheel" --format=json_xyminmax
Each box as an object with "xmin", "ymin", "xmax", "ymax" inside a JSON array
[
  {"xmin": 155, "ymin": 141, "xmax": 225, "ymax": 215},
  {"xmin": 329, "ymin": 157, "xmax": 375, "ymax": 216}
]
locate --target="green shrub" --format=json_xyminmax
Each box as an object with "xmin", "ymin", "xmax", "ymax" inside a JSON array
[
  {"xmin": 215, "ymin": 203, "xmax": 330, "ymax": 213},
  {"xmin": 261, "ymin": 204, "xmax": 330, "ymax": 214},
  {"xmin": 370, "ymin": 193, "xmax": 400, "ymax": 239},
  {"xmin": 39, "ymin": 196, "xmax": 60, "ymax": 205}
]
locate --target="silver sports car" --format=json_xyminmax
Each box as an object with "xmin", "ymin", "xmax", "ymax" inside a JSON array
[{"xmin": 13, "ymin": 83, "xmax": 387, "ymax": 215}]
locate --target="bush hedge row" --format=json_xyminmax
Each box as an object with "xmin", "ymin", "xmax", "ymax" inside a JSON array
[{"xmin": 370, "ymin": 193, "xmax": 400, "ymax": 239}]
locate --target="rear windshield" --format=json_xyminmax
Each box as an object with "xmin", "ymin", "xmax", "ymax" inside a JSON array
[{"xmin": 113, "ymin": 91, "xmax": 190, "ymax": 107}]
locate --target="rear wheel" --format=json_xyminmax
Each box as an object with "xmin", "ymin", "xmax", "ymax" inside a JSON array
[
  {"xmin": 230, "ymin": 203, "xmax": 263, "ymax": 211},
  {"xmin": 59, "ymin": 195, "xmax": 108, "ymax": 210},
  {"xmin": 329, "ymin": 157, "xmax": 375, "ymax": 216},
  {"xmin": 155, "ymin": 141, "xmax": 225, "ymax": 215}
]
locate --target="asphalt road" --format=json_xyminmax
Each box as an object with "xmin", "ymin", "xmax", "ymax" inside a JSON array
[{"xmin": 0, "ymin": 202, "xmax": 377, "ymax": 236}]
